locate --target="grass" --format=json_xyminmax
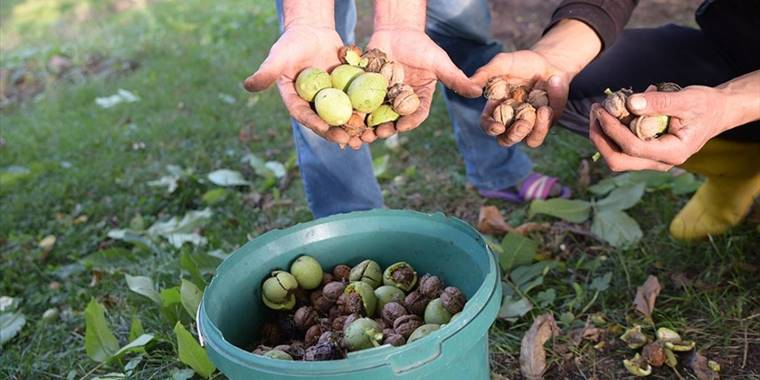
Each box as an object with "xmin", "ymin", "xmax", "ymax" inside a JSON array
[{"xmin": 1, "ymin": 1, "xmax": 758, "ymax": 379}]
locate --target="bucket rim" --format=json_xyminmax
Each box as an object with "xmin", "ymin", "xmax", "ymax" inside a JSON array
[{"xmin": 198, "ymin": 209, "xmax": 500, "ymax": 375}]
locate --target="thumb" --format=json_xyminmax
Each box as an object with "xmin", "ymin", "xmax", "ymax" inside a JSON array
[
  {"xmin": 470, "ymin": 55, "xmax": 511, "ymax": 88},
  {"xmin": 627, "ymin": 91, "xmax": 689, "ymax": 117},
  {"xmin": 434, "ymin": 58, "xmax": 482, "ymax": 98},
  {"xmin": 244, "ymin": 54, "xmax": 286, "ymax": 92},
  {"xmin": 546, "ymin": 74, "xmax": 568, "ymax": 119}
]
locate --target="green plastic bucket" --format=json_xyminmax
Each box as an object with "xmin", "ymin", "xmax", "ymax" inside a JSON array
[{"xmin": 198, "ymin": 209, "xmax": 501, "ymax": 379}]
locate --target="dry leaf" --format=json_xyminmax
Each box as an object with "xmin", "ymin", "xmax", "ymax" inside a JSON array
[
  {"xmin": 477, "ymin": 206, "xmax": 512, "ymax": 235},
  {"xmin": 569, "ymin": 325, "xmax": 604, "ymax": 346},
  {"xmin": 633, "ymin": 275, "xmax": 661, "ymax": 318},
  {"xmin": 689, "ymin": 352, "xmax": 720, "ymax": 380},
  {"xmin": 39, "ymin": 235, "xmax": 56, "ymax": 252},
  {"xmin": 520, "ymin": 313, "xmax": 560, "ymax": 380},
  {"xmin": 512, "ymin": 222, "xmax": 551, "ymax": 235}
]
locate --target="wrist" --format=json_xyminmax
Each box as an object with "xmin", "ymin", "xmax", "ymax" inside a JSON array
[
  {"xmin": 532, "ymin": 19, "xmax": 601, "ymax": 77},
  {"xmin": 716, "ymin": 70, "xmax": 760, "ymax": 131},
  {"xmin": 283, "ymin": 0, "xmax": 336, "ymax": 30},
  {"xmin": 374, "ymin": 0, "xmax": 426, "ymax": 32}
]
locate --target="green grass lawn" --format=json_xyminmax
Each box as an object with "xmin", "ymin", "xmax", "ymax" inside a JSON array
[{"xmin": 1, "ymin": 1, "xmax": 758, "ymax": 379}]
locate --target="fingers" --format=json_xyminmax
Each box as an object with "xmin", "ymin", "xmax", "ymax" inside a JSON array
[
  {"xmin": 396, "ymin": 83, "xmax": 434, "ymax": 132},
  {"xmin": 627, "ymin": 89, "xmax": 693, "ymax": 117},
  {"xmin": 375, "ymin": 123, "xmax": 397, "ymax": 139},
  {"xmin": 433, "ymin": 50, "xmax": 482, "ymax": 98},
  {"xmin": 525, "ymin": 106, "xmax": 552, "ymax": 148},
  {"xmin": 244, "ymin": 52, "xmax": 286, "ymax": 92},
  {"xmin": 497, "ymin": 119, "xmax": 533, "ymax": 147},
  {"xmin": 595, "ymin": 106, "xmax": 689, "ymax": 165},
  {"xmin": 480, "ymin": 98, "xmax": 506, "ymax": 136},
  {"xmin": 545, "ymin": 74, "xmax": 568, "ymax": 121},
  {"xmin": 347, "ymin": 137, "xmax": 363, "ymax": 150},
  {"xmin": 360, "ymin": 129, "xmax": 378, "ymax": 143},
  {"xmin": 470, "ymin": 54, "xmax": 510, "ymax": 87},
  {"xmin": 589, "ymin": 104, "xmax": 673, "ymax": 172}
]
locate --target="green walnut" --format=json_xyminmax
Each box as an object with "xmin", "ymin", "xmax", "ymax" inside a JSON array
[
  {"xmin": 345, "ymin": 281, "xmax": 378, "ymax": 317},
  {"xmin": 423, "ymin": 298, "xmax": 451, "ymax": 325},
  {"xmin": 347, "ymin": 73, "xmax": 388, "ymax": 113},
  {"xmin": 623, "ymin": 354, "xmax": 652, "ymax": 377},
  {"xmin": 290, "ymin": 255, "xmax": 323, "ymax": 290},
  {"xmin": 295, "ymin": 67, "xmax": 331, "ymax": 102},
  {"xmin": 382, "ymin": 261, "xmax": 417, "ymax": 292},
  {"xmin": 330, "ymin": 64, "xmax": 365, "ymax": 92},
  {"xmin": 263, "ymin": 349, "xmax": 293, "ymax": 360},
  {"xmin": 374, "ymin": 285, "xmax": 405, "ymax": 312},
  {"xmin": 261, "ymin": 270, "xmax": 298, "ymax": 310},
  {"xmin": 655, "ymin": 327, "xmax": 681, "ymax": 343},
  {"xmin": 344, "ymin": 318, "xmax": 383, "ymax": 351},
  {"xmin": 367, "ymin": 105, "xmax": 400, "ymax": 128},
  {"xmin": 408, "ymin": 324, "xmax": 440, "ymax": 343},
  {"xmin": 349, "ymin": 259, "xmax": 383, "ymax": 289},
  {"xmin": 665, "ymin": 340, "xmax": 695, "ymax": 352},
  {"xmin": 620, "ymin": 324, "xmax": 648, "ymax": 349},
  {"xmin": 314, "ymin": 88, "xmax": 353, "ymax": 126}
]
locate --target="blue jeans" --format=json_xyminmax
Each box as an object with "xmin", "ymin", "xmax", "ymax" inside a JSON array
[{"xmin": 275, "ymin": 0, "xmax": 533, "ymax": 218}]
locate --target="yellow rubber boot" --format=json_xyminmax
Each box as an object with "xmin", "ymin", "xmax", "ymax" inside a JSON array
[{"xmin": 669, "ymin": 139, "xmax": 760, "ymax": 240}]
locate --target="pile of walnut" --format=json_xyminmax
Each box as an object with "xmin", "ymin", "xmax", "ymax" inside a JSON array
[
  {"xmin": 484, "ymin": 77, "xmax": 549, "ymax": 129},
  {"xmin": 294, "ymin": 46, "xmax": 420, "ymax": 143},
  {"xmin": 602, "ymin": 82, "xmax": 682, "ymax": 140},
  {"xmin": 253, "ymin": 255, "xmax": 467, "ymax": 361}
]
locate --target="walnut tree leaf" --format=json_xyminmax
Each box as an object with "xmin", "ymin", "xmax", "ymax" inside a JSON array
[
  {"xmin": 633, "ymin": 275, "xmax": 661, "ymax": 318},
  {"xmin": 520, "ymin": 313, "xmax": 560, "ymax": 380}
]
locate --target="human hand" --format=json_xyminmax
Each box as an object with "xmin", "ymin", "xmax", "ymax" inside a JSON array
[
  {"xmin": 590, "ymin": 85, "xmax": 733, "ymax": 172},
  {"xmin": 243, "ymin": 25, "xmax": 357, "ymax": 146},
  {"xmin": 362, "ymin": 28, "xmax": 482, "ymax": 141},
  {"xmin": 471, "ymin": 50, "xmax": 571, "ymax": 147}
]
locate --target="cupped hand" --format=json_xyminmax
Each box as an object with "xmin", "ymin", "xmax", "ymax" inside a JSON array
[
  {"xmin": 590, "ymin": 85, "xmax": 732, "ymax": 172},
  {"xmin": 244, "ymin": 25, "xmax": 356, "ymax": 146},
  {"xmin": 471, "ymin": 50, "xmax": 572, "ymax": 148},
  {"xmin": 361, "ymin": 28, "xmax": 482, "ymax": 141}
]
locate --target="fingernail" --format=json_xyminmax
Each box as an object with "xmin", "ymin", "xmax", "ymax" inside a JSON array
[
  {"xmin": 629, "ymin": 95, "xmax": 646, "ymax": 111},
  {"xmin": 548, "ymin": 75, "xmax": 562, "ymax": 87}
]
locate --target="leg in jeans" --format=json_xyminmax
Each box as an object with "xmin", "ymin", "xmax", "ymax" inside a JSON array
[
  {"xmin": 558, "ymin": 25, "xmax": 760, "ymax": 239},
  {"xmin": 425, "ymin": 0, "xmax": 533, "ymax": 192},
  {"xmin": 275, "ymin": 0, "xmax": 382, "ymax": 218}
]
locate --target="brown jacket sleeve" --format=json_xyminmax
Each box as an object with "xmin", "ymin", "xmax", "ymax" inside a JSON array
[{"xmin": 545, "ymin": 0, "xmax": 639, "ymax": 50}]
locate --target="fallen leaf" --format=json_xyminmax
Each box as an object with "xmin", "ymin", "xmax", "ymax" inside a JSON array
[
  {"xmin": 207, "ymin": 169, "xmax": 249, "ymax": 186},
  {"xmin": 0, "ymin": 312, "xmax": 26, "ymax": 346},
  {"xmin": 520, "ymin": 313, "xmax": 560, "ymax": 380},
  {"xmin": 633, "ymin": 275, "xmax": 661, "ymax": 319},
  {"xmin": 95, "ymin": 89, "xmax": 140, "ymax": 108},
  {"xmin": 570, "ymin": 324, "xmax": 604, "ymax": 345},
  {"xmin": 39, "ymin": 235, "xmax": 56, "ymax": 252},
  {"xmin": 512, "ymin": 222, "xmax": 551, "ymax": 235},
  {"xmin": 477, "ymin": 206, "xmax": 512, "ymax": 235},
  {"xmin": 689, "ymin": 352, "xmax": 720, "ymax": 380}
]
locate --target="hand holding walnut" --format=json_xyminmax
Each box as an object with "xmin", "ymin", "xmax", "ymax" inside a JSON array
[
  {"xmin": 471, "ymin": 50, "xmax": 570, "ymax": 148},
  {"xmin": 590, "ymin": 85, "xmax": 740, "ymax": 172},
  {"xmin": 243, "ymin": 23, "xmax": 352, "ymax": 145}
]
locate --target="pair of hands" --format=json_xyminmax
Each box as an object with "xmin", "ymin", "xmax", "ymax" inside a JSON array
[
  {"xmin": 244, "ymin": 25, "xmax": 479, "ymax": 150},
  {"xmin": 245, "ymin": 25, "xmax": 733, "ymax": 172}
]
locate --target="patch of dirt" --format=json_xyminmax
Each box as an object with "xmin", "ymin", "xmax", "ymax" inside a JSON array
[{"xmin": 0, "ymin": 53, "xmax": 139, "ymax": 110}]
